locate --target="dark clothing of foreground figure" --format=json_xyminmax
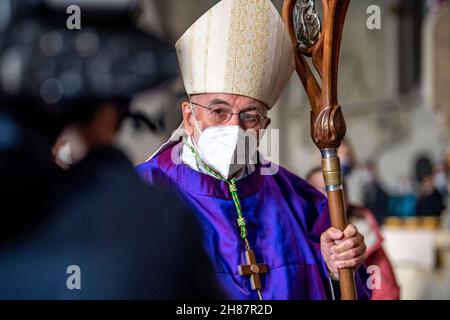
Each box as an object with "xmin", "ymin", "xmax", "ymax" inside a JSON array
[{"xmin": 0, "ymin": 143, "xmax": 220, "ymax": 299}]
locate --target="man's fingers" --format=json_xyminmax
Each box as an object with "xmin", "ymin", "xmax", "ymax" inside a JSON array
[
  {"xmin": 326, "ymin": 225, "xmax": 360, "ymax": 246},
  {"xmin": 332, "ymin": 246, "xmax": 366, "ymax": 262},
  {"xmin": 343, "ymin": 224, "xmax": 357, "ymax": 239},
  {"xmin": 321, "ymin": 228, "xmax": 344, "ymax": 244},
  {"xmin": 332, "ymin": 233, "xmax": 365, "ymax": 254},
  {"xmin": 334, "ymin": 255, "xmax": 366, "ymax": 269},
  {"xmin": 322, "ymin": 225, "xmax": 367, "ymax": 273}
]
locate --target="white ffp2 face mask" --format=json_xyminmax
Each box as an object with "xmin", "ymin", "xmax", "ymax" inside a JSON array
[
  {"xmin": 198, "ymin": 125, "xmax": 249, "ymax": 179},
  {"xmin": 189, "ymin": 103, "xmax": 258, "ymax": 179}
]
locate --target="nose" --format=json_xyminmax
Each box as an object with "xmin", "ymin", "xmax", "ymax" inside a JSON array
[{"xmin": 228, "ymin": 113, "xmax": 244, "ymax": 128}]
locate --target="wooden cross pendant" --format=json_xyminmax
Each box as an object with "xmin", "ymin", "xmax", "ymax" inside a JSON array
[{"xmin": 237, "ymin": 249, "xmax": 268, "ymax": 291}]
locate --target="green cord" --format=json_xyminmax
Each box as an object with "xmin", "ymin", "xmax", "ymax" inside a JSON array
[
  {"xmin": 183, "ymin": 138, "xmax": 264, "ymax": 300},
  {"xmin": 183, "ymin": 138, "xmax": 248, "ymax": 240}
]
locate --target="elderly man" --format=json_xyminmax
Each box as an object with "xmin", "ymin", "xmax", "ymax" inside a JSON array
[{"xmin": 137, "ymin": 0, "xmax": 370, "ymax": 300}]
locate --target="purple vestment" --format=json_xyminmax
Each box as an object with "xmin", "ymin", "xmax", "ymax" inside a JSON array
[{"xmin": 137, "ymin": 142, "xmax": 371, "ymax": 300}]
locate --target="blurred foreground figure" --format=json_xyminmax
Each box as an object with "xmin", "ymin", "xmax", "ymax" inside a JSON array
[
  {"xmin": 0, "ymin": 0, "xmax": 220, "ymax": 299},
  {"xmin": 307, "ymin": 167, "xmax": 400, "ymax": 300}
]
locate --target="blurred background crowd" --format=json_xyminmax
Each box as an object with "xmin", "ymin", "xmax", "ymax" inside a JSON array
[{"xmin": 0, "ymin": 0, "xmax": 449, "ymax": 299}]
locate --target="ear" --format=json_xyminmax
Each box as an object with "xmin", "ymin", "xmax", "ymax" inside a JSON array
[
  {"xmin": 262, "ymin": 105, "xmax": 271, "ymax": 129},
  {"xmin": 181, "ymin": 101, "xmax": 194, "ymax": 137}
]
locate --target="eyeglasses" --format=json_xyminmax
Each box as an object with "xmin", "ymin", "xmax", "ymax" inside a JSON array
[{"xmin": 191, "ymin": 102, "xmax": 269, "ymax": 129}]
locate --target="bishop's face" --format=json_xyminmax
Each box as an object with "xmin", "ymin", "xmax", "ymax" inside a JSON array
[{"xmin": 181, "ymin": 93, "xmax": 271, "ymax": 144}]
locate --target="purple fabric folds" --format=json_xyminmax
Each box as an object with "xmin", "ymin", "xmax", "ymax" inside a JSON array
[{"xmin": 137, "ymin": 143, "xmax": 371, "ymax": 300}]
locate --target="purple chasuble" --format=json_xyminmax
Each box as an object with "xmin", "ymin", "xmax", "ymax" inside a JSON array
[{"xmin": 137, "ymin": 142, "xmax": 371, "ymax": 300}]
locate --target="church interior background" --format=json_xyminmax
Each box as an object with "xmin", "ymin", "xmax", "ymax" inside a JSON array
[{"xmin": 114, "ymin": 0, "xmax": 450, "ymax": 300}]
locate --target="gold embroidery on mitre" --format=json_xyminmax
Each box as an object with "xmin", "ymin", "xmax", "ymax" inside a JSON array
[
  {"xmin": 188, "ymin": 24, "xmax": 196, "ymax": 93},
  {"xmin": 270, "ymin": 22, "xmax": 285, "ymax": 101},
  {"xmin": 203, "ymin": 10, "xmax": 213, "ymax": 90},
  {"xmin": 224, "ymin": 0, "xmax": 271, "ymax": 105}
]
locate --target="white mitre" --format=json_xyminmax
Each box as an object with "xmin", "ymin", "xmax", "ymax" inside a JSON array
[{"xmin": 175, "ymin": 0, "xmax": 294, "ymax": 109}]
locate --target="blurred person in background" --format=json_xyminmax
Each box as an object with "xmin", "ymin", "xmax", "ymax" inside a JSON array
[
  {"xmin": 307, "ymin": 167, "xmax": 400, "ymax": 300},
  {"xmin": 415, "ymin": 155, "xmax": 446, "ymax": 217},
  {"xmin": 389, "ymin": 176, "xmax": 417, "ymax": 218},
  {"xmin": 338, "ymin": 139, "xmax": 363, "ymax": 205},
  {"xmin": 433, "ymin": 159, "xmax": 449, "ymax": 227},
  {"xmin": 362, "ymin": 160, "xmax": 391, "ymax": 225},
  {"xmin": 0, "ymin": 0, "xmax": 220, "ymax": 299},
  {"xmin": 338, "ymin": 140, "xmax": 390, "ymax": 225},
  {"xmin": 445, "ymin": 153, "xmax": 450, "ymax": 228},
  {"xmin": 434, "ymin": 161, "xmax": 449, "ymax": 200}
]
